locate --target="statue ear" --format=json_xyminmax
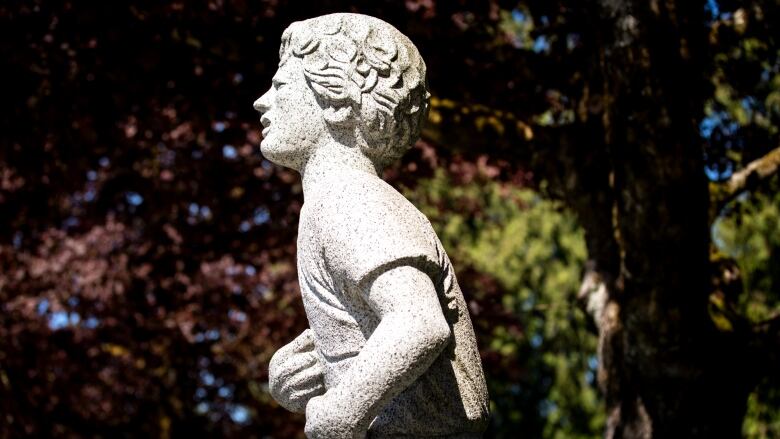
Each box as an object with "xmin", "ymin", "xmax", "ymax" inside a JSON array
[{"xmin": 322, "ymin": 105, "xmax": 355, "ymax": 124}]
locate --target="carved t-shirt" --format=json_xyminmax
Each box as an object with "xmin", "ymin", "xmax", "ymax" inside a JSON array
[{"xmin": 296, "ymin": 168, "xmax": 489, "ymax": 436}]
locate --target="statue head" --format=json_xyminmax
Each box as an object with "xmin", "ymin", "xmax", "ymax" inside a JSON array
[{"xmin": 253, "ymin": 13, "xmax": 430, "ymax": 171}]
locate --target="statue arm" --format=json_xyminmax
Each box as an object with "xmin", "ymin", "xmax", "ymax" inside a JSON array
[{"xmin": 305, "ymin": 265, "xmax": 451, "ymax": 438}]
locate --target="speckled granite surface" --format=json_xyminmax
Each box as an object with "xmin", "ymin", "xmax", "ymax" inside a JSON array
[{"xmin": 254, "ymin": 13, "xmax": 489, "ymax": 439}]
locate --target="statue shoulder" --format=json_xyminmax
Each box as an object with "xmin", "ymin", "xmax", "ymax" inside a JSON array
[
  {"xmin": 313, "ymin": 171, "xmax": 424, "ymax": 230},
  {"xmin": 309, "ymin": 172, "xmax": 440, "ymax": 288}
]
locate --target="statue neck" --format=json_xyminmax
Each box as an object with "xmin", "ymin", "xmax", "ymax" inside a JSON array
[{"xmin": 301, "ymin": 141, "xmax": 381, "ymax": 196}]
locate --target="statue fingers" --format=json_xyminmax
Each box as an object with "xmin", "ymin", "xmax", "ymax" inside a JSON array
[
  {"xmin": 289, "ymin": 328, "xmax": 317, "ymax": 353},
  {"xmin": 269, "ymin": 350, "xmax": 321, "ymax": 395},
  {"xmin": 274, "ymin": 329, "xmax": 316, "ymax": 361},
  {"xmin": 279, "ymin": 349, "xmax": 320, "ymax": 379},
  {"xmin": 289, "ymin": 380, "xmax": 326, "ymax": 404},
  {"xmin": 286, "ymin": 361, "xmax": 325, "ymax": 391},
  {"xmin": 277, "ymin": 379, "xmax": 326, "ymax": 413}
]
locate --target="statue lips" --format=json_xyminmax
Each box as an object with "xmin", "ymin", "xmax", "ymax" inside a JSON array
[{"xmin": 260, "ymin": 114, "xmax": 271, "ymax": 137}]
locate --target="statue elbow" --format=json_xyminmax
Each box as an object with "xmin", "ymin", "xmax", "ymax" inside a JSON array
[{"xmin": 424, "ymin": 313, "xmax": 452, "ymax": 351}]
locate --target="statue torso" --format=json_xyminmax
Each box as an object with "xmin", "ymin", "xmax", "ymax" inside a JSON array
[{"xmin": 296, "ymin": 168, "xmax": 489, "ymax": 436}]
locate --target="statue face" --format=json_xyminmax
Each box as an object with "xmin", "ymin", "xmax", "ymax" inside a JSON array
[{"xmin": 253, "ymin": 57, "xmax": 329, "ymax": 171}]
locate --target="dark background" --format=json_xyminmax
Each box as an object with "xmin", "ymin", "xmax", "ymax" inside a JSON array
[{"xmin": 1, "ymin": 0, "xmax": 779, "ymax": 437}]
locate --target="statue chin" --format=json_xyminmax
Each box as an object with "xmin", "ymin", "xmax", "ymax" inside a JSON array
[{"xmin": 260, "ymin": 140, "xmax": 301, "ymax": 171}]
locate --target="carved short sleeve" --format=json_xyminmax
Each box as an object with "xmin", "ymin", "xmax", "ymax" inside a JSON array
[{"xmin": 314, "ymin": 172, "xmax": 443, "ymax": 296}]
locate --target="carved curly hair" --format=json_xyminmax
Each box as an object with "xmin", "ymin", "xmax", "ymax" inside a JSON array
[{"xmin": 279, "ymin": 13, "xmax": 430, "ymax": 166}]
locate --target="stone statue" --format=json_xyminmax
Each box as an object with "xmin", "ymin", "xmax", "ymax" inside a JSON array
[{"xmin": 253, "ymin": 13, "xmax": 489, "ymax": 438}]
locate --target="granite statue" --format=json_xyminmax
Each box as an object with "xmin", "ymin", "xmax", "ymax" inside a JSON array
[{"xmin": 253, "ymin": 13, "xmax": 489, "ymax": 438}]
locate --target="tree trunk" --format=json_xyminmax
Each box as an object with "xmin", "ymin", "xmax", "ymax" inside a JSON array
[
  {"xmin": 418, "ymin": 2, "xmax": 769, "ymax": 435},
  {"xmin": 573, "ymin": 1, "xmax": 755, "ymax": 437}
]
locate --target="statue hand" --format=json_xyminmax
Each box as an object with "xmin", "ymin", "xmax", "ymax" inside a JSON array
[
  {"xmin": 268, "ymin": 329, "xmax": 325, "ymax": 413},
  {"xmin": 305, "ymin": 391, "xmax": 364, "ymax": 439}
]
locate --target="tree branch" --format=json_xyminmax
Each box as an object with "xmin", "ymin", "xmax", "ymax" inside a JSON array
[{"xmin": 713, "ymin": 146, "xmax": 780, "ymax": 217}]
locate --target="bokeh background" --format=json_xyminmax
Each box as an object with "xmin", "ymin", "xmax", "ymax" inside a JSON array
[{"xmin": 1, "ymin": 0, "xmax": 779, "ymax": 437}]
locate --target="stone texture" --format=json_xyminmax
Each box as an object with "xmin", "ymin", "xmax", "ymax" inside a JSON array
[{"xmin": 253, "ymin": 13, "xmax": 489, "ymax": 438}]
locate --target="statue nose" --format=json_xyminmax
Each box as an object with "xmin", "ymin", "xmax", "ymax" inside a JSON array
[
  {"xmin": 254, "ymin": 88, "xmax": 273, "ymax": 113},
  {"xmin": 253, "ymin": 97, "xmax": 265, "ymax": 112}
]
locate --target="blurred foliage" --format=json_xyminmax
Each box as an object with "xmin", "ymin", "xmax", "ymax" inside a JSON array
[
  {"xmin": 702, "ymin": 0, "xmax": 779, "ymax": 180},
  {"xmin": 704, "ymin": 13, "xmax": 780, "ymax": 437},
  {"xmin": 0, "ymin": 0, "xmax": 779, "ymax": 437},
  {"xmin": 744, "ymin": 385, "xmax": 780, "ymax": 439},
  {"xmin": 714, "ymin": 177, "xmax": 780, "ymax": 438},
  {"xmin": 402, "ymin": 168, "xmax": 601, "ymax": 437},
  {"xmin": 715, "ymin": 180, "xmax": 780, "ymax": 323}
]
